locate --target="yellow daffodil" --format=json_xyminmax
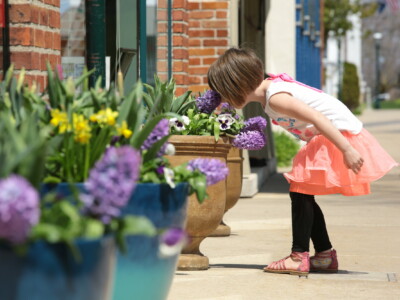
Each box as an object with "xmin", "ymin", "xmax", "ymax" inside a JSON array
[
  {"xmin": 50, "ymin": 109, "xmax": 69, "ymax": 133},
  {"xmin": 73, "ymin": 114, "xmax": 92, "ymax": 144},
  {"xmin": 117, "ymin": 121, "xmax": 133, "ymax": 138},
  {"xmin": 90, "ymin": 108, "xmax": 119, "ymax": 126}
]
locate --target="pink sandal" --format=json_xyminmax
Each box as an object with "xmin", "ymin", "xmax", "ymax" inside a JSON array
[
  {"xmin": 263, "ymin": 251, "xmax": 310, "ymax": 276},
  {"xmin": 310, "ymin": 249, "xmax": 338, "ymax": 273}
]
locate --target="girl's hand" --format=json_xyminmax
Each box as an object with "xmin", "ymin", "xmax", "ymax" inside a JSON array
[{"xmin": 343, "ymin": 147, "xmax": 364, "ymax": 174}]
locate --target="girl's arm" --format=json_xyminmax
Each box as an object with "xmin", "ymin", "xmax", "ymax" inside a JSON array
[{"xmin": 269, "ymin": 92, "xmax": 364, "ymax": 174}]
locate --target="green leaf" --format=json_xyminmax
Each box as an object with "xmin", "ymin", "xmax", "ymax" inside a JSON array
[
  {"xmin": 74, "ymin": 68, "xmax": 96, "ymax": 88},
  {"xmin": 142, "ymin": 135, "xmax": 171, "ymax": 162},
  {"xmin": 188, "ymin": 174, "xmax": 207, "ymax": 204},
  {"xmin": 176, "ymin": 98, "xmax": 196, "ymax": 115},
  {"xmin": 31, "ymin": 224, "xmax": 62, "ymax": 243},
  {"xmin": 82, "ymin": 219, "xmax": 105, "ymax": 239},
  {"xmin": 121, "ymin": 215, "xmax": 157, "ymax": 237},
  {"xmin": 142, "ymin": 93, "xmax": 154, "ymax": 110},
  {"xmin": 213, "ymin": 121, "xmax": 220, "ymax": 142},
  {"xmin": 43, "ymin": 176, "xmax": 62, "ymax": 184},
  {"xmin": 130, "ymin": 113, "xmax": 178, "ymax": 149}
]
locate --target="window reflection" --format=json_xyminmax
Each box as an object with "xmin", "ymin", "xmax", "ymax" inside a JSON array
[{"xmin": 60, "ymin": 0, "xmax": 86, "ymax": 79}]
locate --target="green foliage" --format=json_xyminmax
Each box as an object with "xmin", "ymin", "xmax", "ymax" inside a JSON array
[
  {"xmin": 273, "ymin": 131, "xmax": 300, "ymax": 167},
  {"xmin": 380, "ymin": 99, "xmax": 400, "ymax": 109},
  {"xmin": 324, "ymin": 0, "xmax": 360, "ymax": 42},
  {"xmin": 0, "ymin": 112, "xmax": 51, "ymax": 188},
  {"xmin": 143, "ymin": 75, "xmax": 195, "ymax": 117},
  {"xmin": 341, "ymin": 62, "xmax": 360, "ymax": 111},
  {"xmin": 31, "ymin": 193, "xmax": 156, "ymax": 259},
  {"xmin": 140, "ymin": 156, "xmax": 208, "ymax": 203}
]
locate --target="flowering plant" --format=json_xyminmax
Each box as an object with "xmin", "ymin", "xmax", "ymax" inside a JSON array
[
  {"xmin": 232, "ymin": 116, "xmax": 267, "ymax": 150},
  {"xmin": 165, "ymin": 87, "xmax": 267, "ymax": 150},
  {"xmin": 16, "ymin": 66, "xmax": 179, "ymax": 184},
  {"xmin": 139, "ymin": 118, "xmax": 229, "ymax": 203},
  {"xmin": 168, "ymin": 90, "xmax": 246, "ymax": 142},
  {"xmin": 0, "ymin": 107, "xmax": 155, "ymax": 255}
]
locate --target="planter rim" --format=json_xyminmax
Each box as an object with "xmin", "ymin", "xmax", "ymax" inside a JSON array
[
  {"xmin": 169, "ymin": 135, "xmax": 231, "ymax": 146},
  {"xmin": 0, "ymin": 235, "xmax": 113, "ymax": 252},
  {"xmin": 44, "ymin": 182, "xmax": 188, "ymax": 187}
]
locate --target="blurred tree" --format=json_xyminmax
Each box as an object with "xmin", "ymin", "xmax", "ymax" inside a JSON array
[
  {"xmin": 342, "ymin": 62, "xmax": 360, "ymax": 111},
  {"xmin": 323, "ymin": 0, "xmax": 361, "ymax": 43},
  {"xmin": 324, "ymin": 0, "xmax": 378, "ymax": 43}
]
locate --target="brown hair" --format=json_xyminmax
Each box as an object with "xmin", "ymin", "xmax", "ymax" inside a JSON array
[{"xmin": 207, "ymin": 47, "xmax": 264, "ymax": 108}]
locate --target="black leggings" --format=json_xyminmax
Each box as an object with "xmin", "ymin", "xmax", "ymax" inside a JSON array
[{"xmin": 290, "ymin": 192, "xmax": 333, "ymax": 253}]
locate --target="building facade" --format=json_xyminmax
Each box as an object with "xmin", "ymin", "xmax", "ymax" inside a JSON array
[{"xmin": 1, "ymin": 0, "xmax": 323, "ymax": 190}]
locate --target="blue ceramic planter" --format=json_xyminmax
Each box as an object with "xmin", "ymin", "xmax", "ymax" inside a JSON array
[
  {"xmin": 0, "ymin": 237, "xmax": 116, "ymax": 300},
  {"xmin": 40, "ymin": 182, "xmax": 86, "ymax": 198},
  {"xmin": 113, "ymin": 183, "xmax": 189, "ymax": 300}
]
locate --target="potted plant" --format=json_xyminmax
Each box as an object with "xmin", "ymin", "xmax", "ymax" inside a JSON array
[
  {"xmin": 143, "ymin": 78, "xmax": 267, "ymax": 270},
  {"xmin": 1, "ymin": 67, "xmax": 228, "ymax": 299},
  {"xmin": 0, "ymin": 108, "xmax": 157, "ymax": 300}
]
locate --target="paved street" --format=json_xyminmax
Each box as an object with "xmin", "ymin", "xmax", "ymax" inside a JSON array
[{"xmin": 168, "ymin": 109, "xmax": 400, "ymax": 300}]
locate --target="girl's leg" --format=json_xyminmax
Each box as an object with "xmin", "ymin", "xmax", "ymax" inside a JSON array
[
  {"xmin": 264, "ymin": 191, "xmax": 313, "ymax": 275},
  {"xmin": 309, "ymin": 200, "xmax": 338, "ymax": 272},
  {"xmin": 290, "ymin": 192, "xmax": 314, "ymax": 252},
  {"xmin": 310, "ymin": 200, "xmax": 332, "ymax": 252}
]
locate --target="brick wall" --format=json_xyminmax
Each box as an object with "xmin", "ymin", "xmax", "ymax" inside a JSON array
[
  {"xmin": 187, "ymin": 0, "xmax": 229, "ymax": 94},
  {"xmin": 157, "ymin": 0, "xmax": 169, "ymax": 82},
  {"xmin": 171, "ymin": 0, "xmax": 189, "ymax": 96},
  {"xmin": 4, "ymin": 0, "xmax": 230, "ymax": 94},
  {"xmin": 8, "ymin": 0, "xmax": 61, "ymax": 90},
  {"xmin": 157, "ymin": 0, "xmax": 190, "ymax": 96}
]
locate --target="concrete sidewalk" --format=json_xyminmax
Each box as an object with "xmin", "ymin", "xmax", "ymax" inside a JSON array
[{"xmin": 168, "ymin": 109, "xmax": 400, "ymax": 300}]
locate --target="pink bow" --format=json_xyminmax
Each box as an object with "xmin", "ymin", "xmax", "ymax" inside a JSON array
[{"xmin": 267, "ymin": 73, "xmax": 322, "ymax": 93}]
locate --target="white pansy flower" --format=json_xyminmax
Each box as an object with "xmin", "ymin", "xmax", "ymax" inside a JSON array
[
  {"xmin": 165, "ymin": 143, "xmax": 176, "ymax": 155},
  {"xmin": 163, "ymin": 167, "xmax": 176, "ymax": 188},
  {"xmin": 216, "ymin": 113, "xmax": 236, "ymax": 130},
  {"xmin": 169, "ymin": 116, "xmax": 190, "ymax": 132}
]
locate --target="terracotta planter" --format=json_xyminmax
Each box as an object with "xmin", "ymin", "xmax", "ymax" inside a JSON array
[
  {"xmin": 166, "ymin": 135, "xmax": 231, "ymax": 270},
  {"xmin": 211, "ymin": 145, "xmax": 244, "ymax": 237}
]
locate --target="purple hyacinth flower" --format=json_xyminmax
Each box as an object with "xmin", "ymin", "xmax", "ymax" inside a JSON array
[
  {"xmin": 195, "ymin": 90, "xmax": 221, "ymax": 114},
  {"xmin": 83, "ymin": 146, "xmax": 141, "ymax": 223},
  {"xmin": 220, "ymin": 102, "xmax": 236, "ymax": 114},
  {"xmin": 156, "ymin": 165, "xmax": 165, "ymax": 175},
  {"xmin": 141, "ymin": 119, "xmax": 170, "ymax": 157},
  {"xmin": 159, "ymin": 228, "xmax": 188, "ymax": 258},
  {"xmin": 0, "ymin": 175, "xmax": 40, "ymax": 244},
  {"xmin": 243, "ymin": 116, "xmax": 267, "ymax": 133},
  {"xmin": 187, "ymin": 158, "xmax": 229, "ymax": 186},
  {"xmin": 232, "ymin": 130, "xmax": 266, "ymax": 150}
]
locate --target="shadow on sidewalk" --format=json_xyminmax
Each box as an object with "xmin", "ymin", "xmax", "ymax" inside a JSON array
[
  {"xmin": 210, "ymin": 263, "xmax": 265, "ymax": 270},
  {"xmin": 259, "ymin": 172, "xmax": 290, "ymax": 194}
]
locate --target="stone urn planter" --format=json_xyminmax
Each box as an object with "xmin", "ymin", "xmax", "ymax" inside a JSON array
[
  {"xmin": 211, "ymin": 144, "xmax": 244, "ymax": 237},
  {"xmin": 166, "ymin": 135, "xmax": 231, "ymax": 270}
]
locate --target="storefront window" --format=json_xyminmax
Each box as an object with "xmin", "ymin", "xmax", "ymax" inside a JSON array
[
  {"xmin": 140, "ymin": 0, "xmax": 172, "ymax": 85},
  {"xmin": 59, "ymin": 0, "xmax": 171, "ymax": 86},
  {"xmin": 60, "ymin": 0, "xmax": 86, "ymax": 79}
]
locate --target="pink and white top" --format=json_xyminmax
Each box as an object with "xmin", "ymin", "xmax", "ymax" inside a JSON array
[{"xmin": 264, "ymin": 73, "xmax": 363, "ymax": 142}]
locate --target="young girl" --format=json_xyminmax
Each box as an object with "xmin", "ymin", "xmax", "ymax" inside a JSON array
[{"xmin": 207, "ymin": 47, "xmax": 398, "ymax": 277}]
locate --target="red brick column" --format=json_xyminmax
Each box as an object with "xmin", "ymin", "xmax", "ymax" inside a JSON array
[
  {"xmin": 157, "ymin": 0, "xmax": 169, "ymax": 82},
  {"xmin": 172, "ymin": 0, "xmax": 189, "ymax": 95},
  {"xmin": 8, "ymin": 0, "xmax": 61, "ymax": 90},
  {"xmin": 187, "ymin": 0, "xmax": 229, "ymax": 93}
]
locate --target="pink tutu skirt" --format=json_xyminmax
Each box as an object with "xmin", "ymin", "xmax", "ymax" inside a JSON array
[{"xmin": 285, "ymin": 129, "xmax": 398, "ymax": 196}]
